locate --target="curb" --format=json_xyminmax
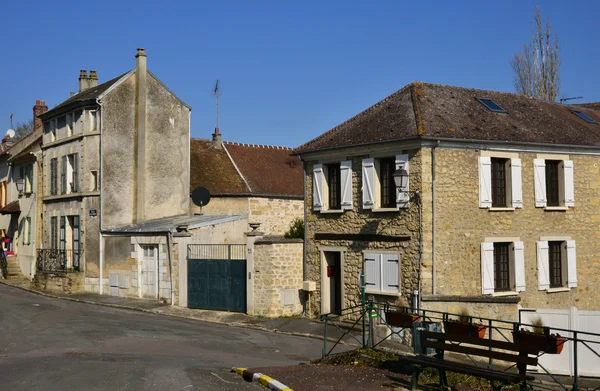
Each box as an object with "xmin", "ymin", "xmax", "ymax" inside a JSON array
[
  {"xmin": 0, "ymin": 280, "xmax": 353, "ymax": 347},
  {"xmin": 232, "ymin": 368, "xmax": 293, "ymax": 391}
]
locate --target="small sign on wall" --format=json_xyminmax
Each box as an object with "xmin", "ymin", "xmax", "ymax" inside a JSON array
[{"xmin": 89, "ymin": 209, "xmax": 97, "ymax": 217}]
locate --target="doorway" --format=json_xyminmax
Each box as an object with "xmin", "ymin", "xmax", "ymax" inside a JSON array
[
  {"xmin": 140, "ymin": 244, "xmax": 158, "ymax": 298},
  {"xmin": 321, "ymin": 250, "xmax": 344, "ymax": 315}
]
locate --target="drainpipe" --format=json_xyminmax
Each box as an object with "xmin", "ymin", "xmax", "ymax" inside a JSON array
[
  {"xmin": 167, "ymin": 231, "xmax": 174, "ymax": 305},
  {"xmin": 97, "ymin": 98, "xmax": 104, "ymax": 295},
  {"xmin": 300, "ymin": 156, "xmax": 308, "ymax": 317},
  {"xmin": 416, "ymin": 191, "xmax": 423, "ymax": 309},
  {"xmin": 432, "ymin": 140, "xmax": 440, "ymax": 295}
]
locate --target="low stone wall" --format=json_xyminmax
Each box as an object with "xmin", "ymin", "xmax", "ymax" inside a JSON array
[
  {"xmin": 253, "ymin": 237, "xmax": 303, "ymax": 317},
  {"xmin": 421, "ymin": 295, "xmax": 521, "ymax": 322},
  {"xmin": 33, "ymin": 271, "xmax": 84, "ymax": 294}
]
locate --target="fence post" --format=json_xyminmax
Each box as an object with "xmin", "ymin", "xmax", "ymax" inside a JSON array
[
  {"xmin": 368, "ymin": 297, "xmax": 374, "ymax": 348},
  {"xmin": 323, "ymin": 316, "xmax": 328, "ymax": 357},
  {"xmin": 360, "ymin": 271, "xmax": 366, "ymax": 348},
  {"xmin": 488, "ymin": 318, "xmax": 493, "ymax": 368},
  {"xmin": 573, "ymin": 331, "xmax": 578, "ymax": 391}
]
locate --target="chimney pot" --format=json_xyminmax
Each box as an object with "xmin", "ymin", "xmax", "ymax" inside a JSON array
[
  {"xmin": 89, "ymin": 70, "xmax": 98, "ymax": 80},
  {"xmin": 136, "ymin": 48, "xmax": 147, "ymax": 57},
  {"xmin": 79, "ymin": 69, "xmax": 90, "ymax": 92},
  {"xmin": 212, "ymin": 128, "xmax": 222, "ymax": 149},
  {"xmin": 88, "ymin": 70, "xmax": 98, "ymax": 88}
]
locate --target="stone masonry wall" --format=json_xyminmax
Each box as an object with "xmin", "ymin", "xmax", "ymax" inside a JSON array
[
  {"xmin": 429, "ymin": 147, "xmax": 600, "ymax": 312},
  {"xmin": 305, "ymin": 149, "xmax": 423, "ymax": 315},
  {"xmin": 253, "ymin": 238, "xmax": 303, "ymax": 317},
  {"xmin": 248, "ymin": 197, "xmax": 304, "ymax": 236}
]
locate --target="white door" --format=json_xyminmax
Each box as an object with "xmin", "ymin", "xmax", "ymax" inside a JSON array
[{"xmin": 141, "ymin": 245, "xmax": 158, "ymax": 298}]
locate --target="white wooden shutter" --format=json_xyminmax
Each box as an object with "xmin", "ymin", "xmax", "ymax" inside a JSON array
[
  {"xmin": 382, "ymin": 253, "xmax": 400, "ymax": 293},
  {"xmin": 340, "ymin": 160, "xmax": 353, "ymax": 210},
  {"xmin": 563, "ymin": 160, "xmax": 575, "ymax": 207},
  {"xmin": 511, "ymin": 158, "xmax": 523, "ymax": 209},
  {"xmin": 537, "ymin": 241, "xmax": 550, "ymax": 290},
  {"xmin": 364, "ymin": 253, "xmax": 380, "ymax": 292},
  {"xmin": 481, "ymin": 242, "xmax": 495, "ymax": 294},
  {"xmin": 566, "ymin": 240, "xmax": 577, "ymax": 288},
  {"xmin": 534, "ymin": 159, "xmax": 547, "ymax": 207},
  {"xmin": 396, "ymin": 154, "xmax": 410, "ymax": 208},
  {"xmin": 313, "ymin": 164, "xmax": 324, "ymax": 211},
  {"xmin": 513, "ymin": 241, "xmax": 526, "ymax": 292},
  {"xmin": 478, "ymin": 156, "xmax": 492, "ymax": 208},
  {"xmin": 362, "ymin": 158, "xmax": 375, "ymax": 209}
]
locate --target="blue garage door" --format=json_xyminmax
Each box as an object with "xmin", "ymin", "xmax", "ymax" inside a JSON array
[{"xmin": 187, "ymin": 245, "xmax": 246, "ymax": 313}]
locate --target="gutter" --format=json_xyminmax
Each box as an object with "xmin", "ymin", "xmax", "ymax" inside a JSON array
[
  {"xmin": 97, "ymin": 98, "xmax": 104, "ymax": 295},
  {"xmin": 300, "ymin": 156, "xmax": 308, "ymax": 316},
  {"xmin": 432, "ymin": 140, "xmax": 440, "ymax": 296},
  {"xmin": 167, "ymin": 231, "xmax": 174, "ymax": 305}
]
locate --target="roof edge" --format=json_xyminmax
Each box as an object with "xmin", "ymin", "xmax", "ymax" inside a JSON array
[{"xmin": 147, "ymin": 70, "xmax": 191, "ymax": 110}]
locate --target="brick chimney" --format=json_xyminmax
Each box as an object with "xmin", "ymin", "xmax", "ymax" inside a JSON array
[
  {"xmin": 89, "ymin": 70, "xmax": 98, "ymax": 89},
  {"xmin": 33, "ymin": 100, "xmax": 48, "ymax": 131},
  {"xmin": 212, "ymin": 127, "xmax": 222, "ymax": 149},
  {"xmin": 79, "ymin": 70, "xmax": 89, "ymax": 92}
]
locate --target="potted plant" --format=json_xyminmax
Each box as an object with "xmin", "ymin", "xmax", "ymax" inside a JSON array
[
  {"xmin": 384, "ymin": 297, "xmax": 421, "ymax": 328},
  {"xmin": 444, "ymin": 307, "xmax": 487, "ymax": 339},
  {"xmin": 512, "ymin": 316, "xmax": 567, "ymax": 355}
]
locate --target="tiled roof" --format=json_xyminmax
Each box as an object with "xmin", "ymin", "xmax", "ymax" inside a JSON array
[
  {"xmin": 190, "ymin": 138, "xmax": 303, "ymax": 197},
  {"xmin": 41, "ymin": 72, "xmax": 129, "ymax": 118},
  {"xmin": 294, "ymin": 82, "xmax": 600, "ymax": 154},
  {"xmin": 574, "ymin": 102, "xmax": 600, "ymax": 111}
]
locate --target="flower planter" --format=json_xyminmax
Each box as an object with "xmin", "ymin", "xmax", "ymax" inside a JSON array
[
  {"xmin": 512, "ymin": 331, "xmax": 567, "ymax": 354},
  {"xmin": 444, "ymin": 321, "xmax": 487, "ymax": 339},
  {"xmin": 384, "ymin": 311, "xmax": 421, "ymax": 328}
]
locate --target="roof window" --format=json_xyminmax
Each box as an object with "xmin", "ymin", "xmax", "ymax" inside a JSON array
[
  {"xmin": 476, "ymin": 97, "xmax": 506, "ymax": 113},
  {"xmin": 571, "ymin": 110, "xmax": 598, "ymax": 124}
]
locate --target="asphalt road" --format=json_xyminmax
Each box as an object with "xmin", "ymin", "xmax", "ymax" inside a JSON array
[{"xmin": 0, "ymin": 284, "xmax": 323, "ymax": 390}]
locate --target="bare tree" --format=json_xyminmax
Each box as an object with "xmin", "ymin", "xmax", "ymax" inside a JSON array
[
  {"xmin": 510, "ymin": 5, "xmax": 560, "ymax": 102},
  {"xmin": 13, "ymin": 119, "xmax": 34, "ymax": 141}
]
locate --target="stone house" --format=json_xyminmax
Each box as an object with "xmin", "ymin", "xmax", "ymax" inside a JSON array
[
  {"xmin": 36, "ymin": 48, "xmax": 191, "ymax": 296},
  {"xmin": 294, "ymin": 82, "xmax": 600, "ymax": 321},
  {"xmin": 190, "ymin": 129, "xmax": 304, "ymax": 236}
]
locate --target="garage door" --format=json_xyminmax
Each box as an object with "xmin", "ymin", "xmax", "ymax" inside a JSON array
[{"xmin": 187, "ymin": 244, "xmax": 246, "ymax": 313}]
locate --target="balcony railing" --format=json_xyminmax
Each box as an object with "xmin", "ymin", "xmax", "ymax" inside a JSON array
[{"xmin": 37, "ymin": 249, "xmax": 82, "ymax": 272}]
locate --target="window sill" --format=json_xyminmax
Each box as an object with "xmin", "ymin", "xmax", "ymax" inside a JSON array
[
  {"xmin": 491, "ymin": 291, "xmax": 519, "ymax": 297},
  {"xmin": 372, "ymin": 208, "xmax": 399, "ymax": 213},
  {"xmin": 546, "ymin": 287, "xmax": 571, "ymax": 294},
  {"xmin": 489, "ymin": 207, "xmax": 515, "ymax": 212},
  {"xmin": 365, "ymin": 290, "xmax": 400, "ymax": 297},
  {"xmin": 544, "ymin": 206, "xmax": 569, "ymax": 211},
  {"xmin": 320, "ymin": 209, "xmax": 344, "ymax": 214}
]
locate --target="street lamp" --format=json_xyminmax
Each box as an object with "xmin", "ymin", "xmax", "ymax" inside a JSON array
[{"xmin": 15, "ymin": 178, "xmax": 24, "ymax": 194}]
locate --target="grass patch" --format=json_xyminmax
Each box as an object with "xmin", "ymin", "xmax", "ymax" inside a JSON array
[{"xmin": 312, "ymin": 348, "xmax": 400, "ymax": 368}]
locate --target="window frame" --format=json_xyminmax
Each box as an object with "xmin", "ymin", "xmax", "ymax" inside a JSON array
[
  {"xmin": 479, "ymin": 155, "xmax": 522, "ymax": 209},
  {"xmin": 493, "ymin": 242, "xmax": 511, "ymax": 292},
  {"xmin": 481, "ymin": 240, "xmax": 525, "ymax": 295},
  {"xmin": 490, "ymin": 158, "xmax": 509, "ymax": 207},
  {"xmin": 326, "ymin": 163, "xmax": 341, "ymax": 210},
  {"xmin": 363, "ymin": 154, "xmax": 409, "ymax": 211},
  {"xmin": 534, "ymin": 157, "xmax": 574, "ymax": 208}
]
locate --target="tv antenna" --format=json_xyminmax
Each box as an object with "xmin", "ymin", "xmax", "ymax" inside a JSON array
[
  {"xmin": 213, "ymin": 80, "xmax": 220, "ymax": 129},
  {"xmin": 560, "ymin": 96, "xmax": 584, "ymax": 104}
]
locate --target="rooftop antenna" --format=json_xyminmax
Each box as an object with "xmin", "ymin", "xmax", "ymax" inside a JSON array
[
  {"xmin": 560, "ymin": 96, "xmax": 584, "ymax": 104},
  {"xmin": 213, "ymin": 80, "xmax": 220, "ymax": 130},
  {"xmin": 9, "ymin": 114, "xmax": 13, "ymax": 129}
]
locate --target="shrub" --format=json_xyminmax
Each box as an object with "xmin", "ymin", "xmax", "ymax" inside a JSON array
[{"xmin": 284, "ymin": 218, "xmax": 304, "ymax": 239}]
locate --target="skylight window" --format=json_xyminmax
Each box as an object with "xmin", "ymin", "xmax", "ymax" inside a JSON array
[
  {"xmin": 476, "ymin": 97, "xmax": 507, "ymax": 113},
  {"xmin": 571, "ymin": 110, "xmax": 598, "ymax": 124}
]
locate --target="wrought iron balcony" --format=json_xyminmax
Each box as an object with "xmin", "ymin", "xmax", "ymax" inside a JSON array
[{"xmin": 36, "ymin": 249, "xmax": 82, "ymax": 272}]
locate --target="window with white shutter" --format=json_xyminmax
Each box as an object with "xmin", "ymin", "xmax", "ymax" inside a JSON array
[
  {"xmin": 566, "ymin": 240, "xmax": 577, "ymax": 288},
  {"xmin": 534, "ymin": 158, "xmax": 574, "ymax": 208},
  {"xmin": 482, "ymin": 240, "xmax": 525, "ymax": 294},
  {"xmin": 510, "ymin": 158, "xmax": 523, "ymax": 208},
  {"xmin": 514, "ymin": 241, "xmax": 526, "ymax": 292},
  {"xmin": 364, "ymin": 252, "xmax": 400, "ymax": 294},
  {"xmin": 480, "ymin": 155, "xmax": 522, "ymax": 209},
  {"xmin": 481, "ymin": 242, "xmax": 494, "ymax": 294},
  {"xmin": 313, "ymin": 164, "xmax": 324, "ymax": 211},
  {"xmin": 479, "ymin": 156, "xmax": 492, "ymax": 208},
  {"xmin": 362, "ymin": 159, "xmax": 375, "ymax": 209},
  {"xmin": 340, "ymin": 160, "xmax": 353, "ymax": 210},
  {"xmin": 537, "ymin": 241, "xmax": 550, "ymax": 290},
  {"xmin": 537, "ymin": 239, "xmax": 576, "ymax": 290}
]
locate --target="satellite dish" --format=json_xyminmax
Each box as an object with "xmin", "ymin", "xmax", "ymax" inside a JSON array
[
  {"xmin": 191, "ymin": 187, "xmax": 211, "ymax": 207},
  {"xmin": 6, "ymin": 129, "xmax": 15, "ymax": 138}
]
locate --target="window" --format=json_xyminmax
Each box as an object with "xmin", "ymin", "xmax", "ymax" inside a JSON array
[
  {"xmin": 476, "ymin": 97, "xmax": 507, "ymax": 113},
  {"xmin": 44, "ymin": 120, "xmax": 56, "ymax": 142},
  {"xmin": 571, "ymin": 110, "xmax": 597, "ymax": 124},
  {"xmin": 481, "ymin": 241, "xmax": 525, "ymax": 294},
  {"xmin": 533, "ymin": 158, "xmax": 574, "ymax": 208},
  {"xmin": 537, "ymin": 240, "xmax": 577, "ymax": 290},
  {"xmin": 73, "ymin": 110, "xmax": 83, "ymax": 133},
  {"xmin": 57, "ymin": 116, "xmax": 66, "ymax": 137},
  {"xmin": 21, "ymin": 216, "xmax": 31, "ymax": 245},
  {"xmin": 364, "ymin": 252, "xmax": 399, "ymax": 293},
  {"xmin": 313, "ymin": 161, "xmax": 352, "ymax": 212},
  {"xmin": 50, "ymin": 158, "xmax": 58, "ymax": 195},
  {"xmin": 362, "ymin": 154, "xmax": 409, "ymax": 210},
  {"xmin": 66, "ymin": 113, "xmax": 73, "ymax": 137},
  {"xmin": 91, "ymin": 170, "xmax": 98, "ymax": 191},
  {"xmin": 327, "ymin": 163, "xmax": 341, "ymax": 210},
  {"xmin": 479, "ymin": 156, "xmax": 522, "ymax": 209},
  {"xmin": 60, "ymin": 154, "xmax": 79, "ymax": 194},
  {"xmin": 19, "ymin": 164, "xmax": 34, "ymax": 194},
  {"xmin": 50, "ymin": 216, "xmax": 58, "ymax": 249},
  {"xmin": 89, "ymin": 110, "xmax": 98, "ymax": 131}
]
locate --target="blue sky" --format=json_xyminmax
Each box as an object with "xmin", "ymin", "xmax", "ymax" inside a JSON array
[{"xmin": 1, "ymin": 1, "xmax": 599, "ymax": 147}]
